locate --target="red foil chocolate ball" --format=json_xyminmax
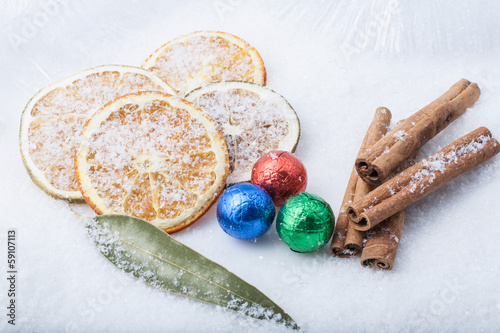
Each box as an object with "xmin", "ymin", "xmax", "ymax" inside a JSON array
[{"xmin": 251, "ymin": 151, "xmax": 307, "ymax": 206}]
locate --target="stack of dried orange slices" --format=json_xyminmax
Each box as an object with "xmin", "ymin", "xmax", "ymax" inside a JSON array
[
  {"xmin": 143, "ymin": 31, "xmax": 300, "ymax": 185},
  {"xmin": 20, "ymin": 65, "xmax": 176, "ymax": 202},
  {"xmin": 20, "ymin": 31, "xmax": 300, "ymax": 233}
]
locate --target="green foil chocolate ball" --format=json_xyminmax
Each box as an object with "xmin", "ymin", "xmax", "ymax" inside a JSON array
[{"xmin": 276, "ymin": 192, "xmax": 335, "ymax": 253}]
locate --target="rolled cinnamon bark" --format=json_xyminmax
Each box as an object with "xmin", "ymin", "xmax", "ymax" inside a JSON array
[
  {"xmin": 360, "ymin": 150, "xmax": 419, "ymax": 270},
  {"xmin": 330, "ymin": 167, "xmax": 358, "ymax": 257},
  {"xmin": 344, "ymin": 178, "xmax": 371, "ymax": 255},
  {"xmin": 361, "ymin": 210, "xmax": 405, "ymax": 270},
  {"xmin": 348, "ymin": 127, "xmax": 500, "ymax": 231},
  {"xmin": 330, "ymin": 107, "xmax": 391, "ymax": 256},
  {"xmin": 356, "ymin": 79, "xmax": 480, "ymax": 185}
]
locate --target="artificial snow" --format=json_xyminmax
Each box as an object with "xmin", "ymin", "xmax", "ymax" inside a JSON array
[
  {"xmin": 24, "ymin": 68, "xmax": 171, "ymax": 192},
  {"xmin": 404, "ymin": 134, "xmax": 493, "ymax": 193},
  {"xmin": 186, "ymin": 83, "xmax": 297, "ymax": 184},
  {"xmin": 145, "ymin": 32, "xmax": 263, "ymax": 95},
  {"xmin": 76, "ymin": 92, "xmax": 229, "ymax": 230},
  {"xmin": 2, "ymin": 1, "xmax": 500, "ymax": 332},
  {"xmin": 392, "ymin": 129, "xmax": 407, "ymax": 142}
]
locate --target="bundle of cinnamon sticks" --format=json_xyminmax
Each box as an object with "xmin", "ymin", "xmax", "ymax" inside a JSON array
[{"xmin": 330, "ymin": 79, "xmax": 500, "ymax": 270}]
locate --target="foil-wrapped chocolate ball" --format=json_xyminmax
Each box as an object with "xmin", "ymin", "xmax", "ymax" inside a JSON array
[
  {"xmin": 216, "ymin": 183, "xmax": 276, "ymax": 240},
  {"xmin": 251, "ymin": 151, "xmax": 307, "ymax": 206},
  {"xmin": 276, "ymin": 192, "xmax": 335, "ymax": 253}
]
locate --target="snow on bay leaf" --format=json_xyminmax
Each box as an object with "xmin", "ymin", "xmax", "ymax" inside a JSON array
[{"xmin": 85, "ymin": 214, "xmax": 298, "ymax": 329}]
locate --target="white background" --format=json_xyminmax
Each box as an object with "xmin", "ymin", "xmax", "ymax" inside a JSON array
[{"xmin": 1, "ymin": 0, "xmax": 500, "ymax": 332}]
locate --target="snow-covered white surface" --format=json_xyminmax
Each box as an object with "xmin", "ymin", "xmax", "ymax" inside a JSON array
[{"xmin": 1, "ymin": 0, "xmax": 500, "ymax": 332}]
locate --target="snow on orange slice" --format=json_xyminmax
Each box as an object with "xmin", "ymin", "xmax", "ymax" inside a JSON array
[
  {"xmin": 142, "ymin": 31, "xmax": 266, "ymax": 96},
  {"xmin": 76, "ymin": 91, "xmax": 229, "ymax": 233},
  {"xmin": 20, "ymin": 65, "xmax": 175, "ymax": 201},
  {"xmin": 186, "ymin": 81, "xmax": 300, "ymax": 185}
]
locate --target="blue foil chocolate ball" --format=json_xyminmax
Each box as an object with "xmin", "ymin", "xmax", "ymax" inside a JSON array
[{"xmin": 216, "ymin": 183, "xmax": 276, "ymax": 240}]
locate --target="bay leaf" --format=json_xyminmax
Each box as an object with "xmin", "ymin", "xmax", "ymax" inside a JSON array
[{"xmin": 86, "ymin": 214, "xmax": 298, "ymax": 329}]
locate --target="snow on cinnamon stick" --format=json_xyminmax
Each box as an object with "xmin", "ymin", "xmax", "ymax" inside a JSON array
[
  {"xmin": 330, "ymin": 107, "xmax": 391, "ymax": 257},
  {"xmin": 360, "ymin": 150, "xmax": 419, "ymax": 270},
  {"xmin": 347, "ymin": 127, "xmax": 500, "ymax": 231},
  {"xmin": 355, "ymin": 79, "xmax": 480, "ymax": 185},
  {"xmin": 361, "ymin": 210, "xmax": 405, "ymax": 270}
]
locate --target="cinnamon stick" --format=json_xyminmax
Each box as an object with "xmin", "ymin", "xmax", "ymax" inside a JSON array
[
  {"xmin": 344, "ymin": 178, "xmax": 370, "ymax": 255},
  {"xmin": 361, "ymin": 210, "xmax": 405, "ymax": 270},
  {"xmin": 347, "ymin": 127, "xmax": 500, "ymax": 231},
  {"xmin": 360, "ymin": 150, "xmax": 419, "ymax": 270},
  {"xmin": 330, "ymin": 167, "xmax": 358, "ymax": 257},
  {"xmin": 330, "ymin": 107, "xmax": 391, "ymax": 256},
  {"xmin": 356, "ymin": 79, "xmax": 480, "ymax": 185}
]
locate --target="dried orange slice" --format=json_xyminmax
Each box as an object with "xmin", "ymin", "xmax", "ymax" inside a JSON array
[
  {"xmin": 76, "ymin": 91, "xmax": 229, "ymax": 233},
  {"xmin": 185, "ymin": 81, "xmax": 300, "ymax": 185},
  {"xmin": 142, "ymin": 31, "xmax": 266, "ymax": 96},
  {"xmin": 20, "ymin": 65, "xmax": 175, "ymax": 202}
]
